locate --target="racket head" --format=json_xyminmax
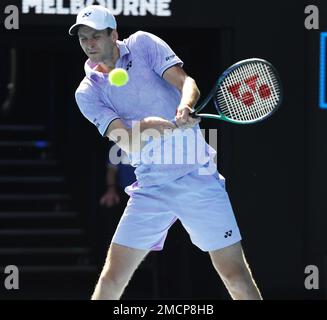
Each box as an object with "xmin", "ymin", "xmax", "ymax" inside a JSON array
[{"xmin": 203, "ymin": 58, "xmax": 283, "ymax": 124}]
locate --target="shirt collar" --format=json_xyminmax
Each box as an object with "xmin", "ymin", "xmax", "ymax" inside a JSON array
[{"xmin": 117, "ymin": 40, "xmax": 130, "ymax": 59}]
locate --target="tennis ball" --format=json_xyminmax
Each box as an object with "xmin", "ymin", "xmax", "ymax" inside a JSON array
[{"xmin": 108, "ymin": 68, "xmax": 129, "ymax": 87}]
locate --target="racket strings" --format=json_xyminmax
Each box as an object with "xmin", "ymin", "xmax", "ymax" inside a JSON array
[
  {"xmin": 229, "ymin": 63, "xmax": 278, "ymax": 119},
  {"xmin": 253, "ymin": 63, "xmax": 280, "ymax": 113},
  {"xmin": 232, "ymin": 64, "xmax": 258, "ymax": 120},
  {"xmin": 221, "ymin": 63, "xmax": 265, "ymax": 120},
  {"xmin": 219, "ymin": 70, "xmax": 251, "ymax": 121},
  {"xmin": 220, "ymin": 66, "xmax": 254, "ymax": 121},
  {"xmin": 217, "ymin": 62, "xmax": 281, "ymax": 122},
  {"xmin": 243, "ymin": 64, "xmax": 266, "ymax": 119},
  {"xmin": 245, "ymin": 64, "xmax": 270, "ymax": 120},
  {"xmin": 220, "ymin": 72, "xmax": 246, "ymax": 120}
]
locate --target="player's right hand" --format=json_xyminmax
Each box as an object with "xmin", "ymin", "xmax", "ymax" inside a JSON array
[{"xmin": 175, "ymin": 105, "xmax": 201, "ymax": 129}]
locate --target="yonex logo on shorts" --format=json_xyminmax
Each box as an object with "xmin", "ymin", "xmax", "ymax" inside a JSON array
[{"xmin": 224, "ymin": 230, "xmax": 232, "ymax": 238}]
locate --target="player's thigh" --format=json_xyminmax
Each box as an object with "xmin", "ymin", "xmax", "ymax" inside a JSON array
[
  {"xmin": 175, "ymin": 170, "xmax": 241, "ymax": 251},
  {"xmin": 113, "ymin": 181, "xmax": 176, "ymax": 251},
  {"xmin": 102, "ymin": 243, "xmax": 149, "ymax": 282},
  {"xmin": 209, "ymin": 242, "xmax": 250, "ymax": 279}
]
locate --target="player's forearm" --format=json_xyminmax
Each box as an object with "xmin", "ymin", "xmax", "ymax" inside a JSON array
[
  {"xmin": 106, "ymin": 165, "xmax": 118, "ymax": 186},
  {"xmin": 106, "ymin": 117, "xmax": 175, "ymax": 154},
  {"xmin": 179, "ymin": 77, "xmax": 200, "ymax": 109},
  {"xmin": 127, "ymin": 118, "xmax": 175, "ymax": 152},
  {"xmin": 108, "ymin": 125, "xmax": 147, "ymax": 155}
]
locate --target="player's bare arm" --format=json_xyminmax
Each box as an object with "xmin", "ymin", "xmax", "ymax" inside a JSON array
[
  {"xmin": 105, "ymin": 117, "xmax": 176, "ymax": 154},
  {"xmin": 163, "ymin": 65, "xmax": 201, "ymax": 128}
]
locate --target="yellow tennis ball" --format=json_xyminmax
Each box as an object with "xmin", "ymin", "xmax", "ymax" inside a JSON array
[{"xmin": 108, "ymin": 68, "xmax": 129, "ymax": 87}]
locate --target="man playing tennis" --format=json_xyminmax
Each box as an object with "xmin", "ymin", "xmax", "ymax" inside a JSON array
[{"xmin": 69, "ymin": 5, "xmax": 262, "ymax": 300}]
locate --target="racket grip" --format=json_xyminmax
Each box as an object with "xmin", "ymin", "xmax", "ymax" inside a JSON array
[{"xmin": 189, "ymin": 111, "xmax": 199, "ymax": 118}]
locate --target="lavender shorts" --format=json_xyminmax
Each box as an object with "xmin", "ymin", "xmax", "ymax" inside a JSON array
[{"xmin": 111, "ymin": 169, "xmax": 242, "ymax": 252}]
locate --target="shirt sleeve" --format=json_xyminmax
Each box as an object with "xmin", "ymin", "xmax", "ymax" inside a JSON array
[
  {"xmin": 133, "ymin": 31, "xmax": 183, "ymax": 77},
  {"xmin": 75, "ymin": 80, "xmax": 120, "ymax": 137}
]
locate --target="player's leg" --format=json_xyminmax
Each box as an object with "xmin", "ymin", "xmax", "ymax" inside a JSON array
[
  {"xmin": 91, "ymin": 243, "xmax": 149, "ymax": 300},
  {"xmin": 92, "ymin": 180, "xmax": 176, "ymax": 300},
  {"xmin": 171, "ymin": 168, "xmax": 261, "ymax": 299},
  {"xmin": 209, "ymin": 242, "xmax": 262, "ymax": 300}
]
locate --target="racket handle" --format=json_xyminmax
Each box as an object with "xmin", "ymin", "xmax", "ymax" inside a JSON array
[{"xmin": 189, "ymin": 111, "xmax": 199, "ymax": 118}]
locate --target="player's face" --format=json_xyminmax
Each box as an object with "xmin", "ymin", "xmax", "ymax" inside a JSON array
[{"xmin": 78, "ymin": 26, "xmax": 117, "ymax": 64}]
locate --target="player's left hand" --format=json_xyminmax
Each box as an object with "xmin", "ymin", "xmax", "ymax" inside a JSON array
[
  {"xmin": 175, "ymin": 105, "xmax": 201, "ymax": 129},
  {"xmin": 99, "ymin": 185, "xmax": 121, "ymax": 208}
]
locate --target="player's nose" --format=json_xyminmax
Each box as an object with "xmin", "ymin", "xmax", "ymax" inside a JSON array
[{"xmin": 85, "ymin": 38, "xmax": 96, "ymax": 47}]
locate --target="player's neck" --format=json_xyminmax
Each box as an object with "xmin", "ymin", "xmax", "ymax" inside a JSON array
[{"xmin": 97, "ymin": 46, "xmax": 120, "ymax": 73}]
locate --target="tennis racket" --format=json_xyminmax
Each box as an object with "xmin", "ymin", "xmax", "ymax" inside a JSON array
[{"xmin": 191, "ymin": 58, "xmax": 282, "ymax": 124}]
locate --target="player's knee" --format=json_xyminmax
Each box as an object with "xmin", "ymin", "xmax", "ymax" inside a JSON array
[
  {"xmin": 220, "ymin": 263, "xmax": 250, "ymax": 285},
  {"xmin": 99, "ymin": 268, "xmax": 131, "ymax": 289}
]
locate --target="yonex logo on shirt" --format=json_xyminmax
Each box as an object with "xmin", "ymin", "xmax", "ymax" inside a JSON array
[
  {"xmin": 165, "ymin": 54, "xmax": 176, "ymax": 61},
  {"xmin": 93, "ymin": 118, "xmax": 100, "ymax": 128},
  {"xmin": 126, "ymin": 61, "xmax": 133, "ymax": 70}
]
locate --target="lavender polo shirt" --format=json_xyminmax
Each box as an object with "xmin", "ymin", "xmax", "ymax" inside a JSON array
[{"xmin": 75, "ymin": 31, "xmax": 216, "ymax": 187}]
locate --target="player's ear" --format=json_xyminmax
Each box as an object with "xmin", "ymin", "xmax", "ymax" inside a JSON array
[{"xmin": 111, "ymin": 30, "xmax": 119, "ymax": 42}]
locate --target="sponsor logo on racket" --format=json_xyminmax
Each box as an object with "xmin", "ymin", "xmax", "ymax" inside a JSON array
[{"xmin": 227, "ymin": 75, "xmax": 272, "ymax": 107}]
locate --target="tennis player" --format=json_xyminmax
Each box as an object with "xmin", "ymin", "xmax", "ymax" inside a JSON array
[{"xmin": 69, "ymin": 5, "xmax": 262, "ymax": 300}]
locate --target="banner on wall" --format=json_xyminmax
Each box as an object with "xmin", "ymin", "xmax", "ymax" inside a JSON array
[{"xmin": 21, "ymin": 0, "xmax": 172, "ymax": 16}]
